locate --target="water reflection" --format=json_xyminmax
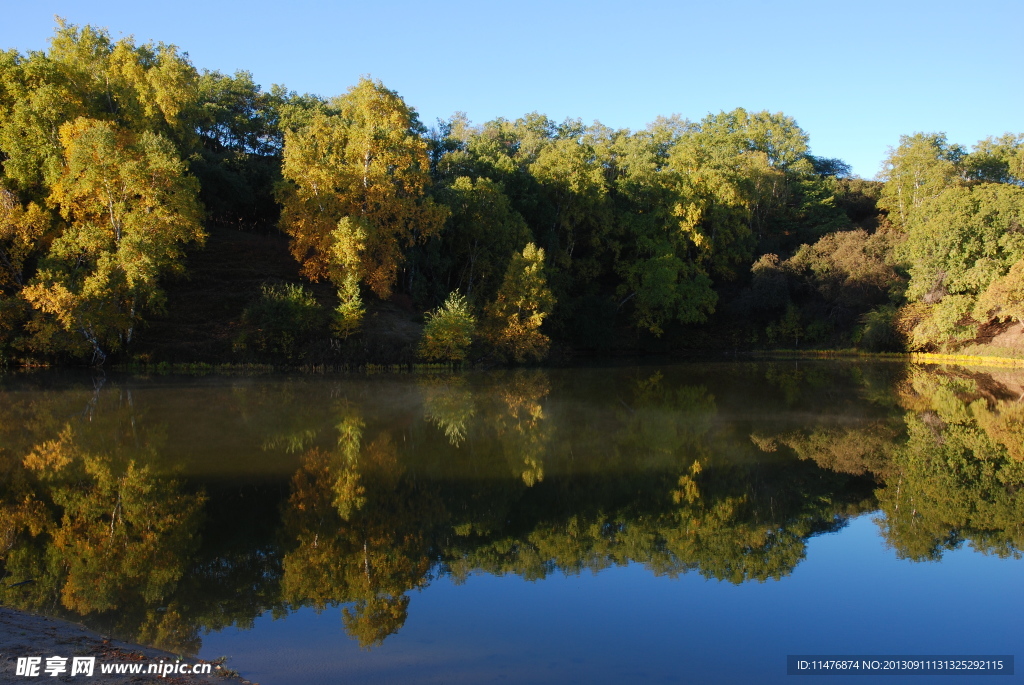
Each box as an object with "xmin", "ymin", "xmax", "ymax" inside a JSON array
[
  {"xmin": 0, "ymin": 382, "xmax": 206, "ymax": 651},
  {"xmin": 879, "ymin": 368, "xmax": 1024, "ymax": 561},
  {"xmin": 0, "ymin": 362, "xmax": 1022, "ymax": 655}
]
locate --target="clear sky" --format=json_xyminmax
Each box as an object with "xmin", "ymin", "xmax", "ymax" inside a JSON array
[{"xmin": 3, "ymin": 0, "xmax": 1021, "ymax": 178}]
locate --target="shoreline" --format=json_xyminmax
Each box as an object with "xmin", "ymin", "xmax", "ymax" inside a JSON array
[{"xmin": 0, "ymin": 607, "xmax": 255, "ymax": 684}]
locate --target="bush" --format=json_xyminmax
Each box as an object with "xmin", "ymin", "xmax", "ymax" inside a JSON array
[
  {"xmin": 911, "ymin": 295, "xmax": 975, "ymax": 349},
  {"xmin": 238, "ymin": 283, "xmax": 324, "ymax": 358},
  {"xmin": 856, "ymin": 306, "xmax": 903, "ymax": 352},
  {"xmin": 418, "ymin": 292, "xmax": 475, "ymax": 363}
]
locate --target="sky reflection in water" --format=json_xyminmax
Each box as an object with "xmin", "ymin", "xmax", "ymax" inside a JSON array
[
  {"xmin": 201, "ymin": 515, "xmax": 1023, "ymax": 685},
  {"xmin": 1, "ymin": 362, "xmax": 1022, "ymax": 683}
]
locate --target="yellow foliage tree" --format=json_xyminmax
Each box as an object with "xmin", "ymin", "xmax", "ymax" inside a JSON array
[
  {"xmin": 0, "ymin": 189, "xmax": 50, "ymax": 290},
  {"xmin": 0, "ymin": 188, "xmax": 51, "ymax": 346},
  {"xmin": 484, "ymin": 243, "xmax": 554, "ymax": 363},
  {"xmin": 417, "ymin": 291, "xmax": 476, "ymax": 363},
  {"xmin": 22, "ymin": 118, "xmax": 204, "ymax": 362},
  {"xmin": 278, "ymin": 78, "xmax": 446, "ymax": 335}
]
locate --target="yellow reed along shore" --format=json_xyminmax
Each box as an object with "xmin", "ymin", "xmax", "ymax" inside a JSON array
[
  {"xmin": 753, "ymin": 349, "xmax": 1024, "ymax": 369},
  {"xmin": 908, "ymin": 352, "xmax": 1024, "ymax": 368}
]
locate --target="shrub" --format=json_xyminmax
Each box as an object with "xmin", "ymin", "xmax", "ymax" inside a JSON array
[
  {"xmin": 239, "ymin": 283, "xmax": 323, "ymax": 358},
  {"xmin": 974, "ymin": 258, "xmax": 1024, "ymax": 325},
  {"xmin": 856, "ymin": 306, "xmax": 903, "ymax": 352},
  {"xmin": 418, "ymin": 291, "xmax": 475, "ymax": 363}
]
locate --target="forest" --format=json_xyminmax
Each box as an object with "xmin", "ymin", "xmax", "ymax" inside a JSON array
[{"xmin": 2, "ymin": 21, "xmax": 1023, "ymax": 366}]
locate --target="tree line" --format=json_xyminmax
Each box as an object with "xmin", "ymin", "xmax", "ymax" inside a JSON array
[{"xmin": 1, "ymin": 21, "xmax": 1022, "ymax": 365}]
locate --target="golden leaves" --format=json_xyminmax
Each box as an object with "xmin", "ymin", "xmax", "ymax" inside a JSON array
[
  {"xmin": 22, "ymin": 426, "xmax": 75, "ymax": 472},
  {"xmin": 0, "ymin": 189, "xmax": 51, "ymax": 290},
  {"xmin": 483, "ymin": 243, "xmax": 553, "ymax": 363},
  {"xmin": 279, "ymin": 78, "xmax": 447, "ymax": 318},
  {"xmin": 22, "ymin": 118, "xmax": 203, "ymax": 357}
]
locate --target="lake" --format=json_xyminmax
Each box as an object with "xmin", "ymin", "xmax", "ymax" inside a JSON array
[{"xmin": 1, "ymin": 362, "xmax": 1021, "ymax": 683}]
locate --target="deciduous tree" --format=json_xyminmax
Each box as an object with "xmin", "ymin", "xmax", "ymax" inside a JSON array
[
  {"xmin": 22, "ymin": 118, "xmax": 204, "ymax": 362},
  {"xmin": 878, "ymin": 133, "xmax": 962, "ymax": 229},
  {"xmin": 418, "ymin": 291, "xmax": 475, "ymax": 363},
  {"xmin": 484, "ymin": 243, "xmax": 554, "ymax": 363},
  {"xmin": 278, "ymin": 78, "xmax": 446, "ymax": 334},
  {"xmin": 973, "ymin": 258, "xmax": 1024, "ymax": 326}
]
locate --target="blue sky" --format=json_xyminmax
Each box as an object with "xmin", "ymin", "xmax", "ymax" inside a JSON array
[{"xmin": 3, "ymin": 0, "xmax": 1021, "ymax": 178}]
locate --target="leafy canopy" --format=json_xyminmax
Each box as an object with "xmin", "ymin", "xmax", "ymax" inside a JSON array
[
  {"xmin": 278, "ymin": 78, "xmax": 446, "ymax": 299},
  {"xmin": 23, "ymin": 118, "xmax": 204, "ymax": 361}
]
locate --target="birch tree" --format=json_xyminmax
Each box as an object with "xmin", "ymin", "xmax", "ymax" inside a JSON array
[
  {"xmin": 278, "ymin": 78, "xmax": 446, "ymax": 335},
  {"xmin": 23, "ymin": 119, "xmax": 204, "ymax": 362}
]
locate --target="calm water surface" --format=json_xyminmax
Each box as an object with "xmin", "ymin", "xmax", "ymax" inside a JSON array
[{"xmin": 1, "ymin": 362, "xmax": 1021, "ymax": 683}]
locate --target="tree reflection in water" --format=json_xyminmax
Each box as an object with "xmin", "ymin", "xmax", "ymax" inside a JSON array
[
  {"xmin": 0, "ymin": 362, "xmax": 1021, "ymax": 653},
  {"xmin": 0, "ymin": 383, "xmax": 205, "ymax": 652}
]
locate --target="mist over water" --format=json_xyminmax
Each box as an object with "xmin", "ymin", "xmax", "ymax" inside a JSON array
[{"xmin": 1, "ymin": 362, "xmax": 1021, "ymax": 683}]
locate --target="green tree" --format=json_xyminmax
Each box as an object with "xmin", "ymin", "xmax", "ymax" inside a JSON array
[
  {"xmin": 963, "ymin": 133, "xmax": 1024, "ymax": 185},
  {"xmin": 432, "ymin": 176, "xmax": 529, "ymax": 302},
  {"xmin": 767, "ymin": 303, "xmax": 803, "ymax": 348},
  {"xmin": 973, "ymin": 258, "xmax": 1024, "ymax": 325},
  {"xmin": 878, "ymin": 133, "xmax": 963, "ymax": 229},
  {"xmin": 903, "ymin": 183, "xmax": 1024, "ymax": 304},
  {"xmin": 608, "ymin": 120, "xmax": 718, "ymax": 335},
  {"xmin": 527, "ymin": 125, "xmax": 613, "ymax": 285},
  {"xmin": 430, "ymin": 114, "xmax": 616, "ymax": 337},
  {"xmin": 669, "ymin": 108, "xmax": 813, "ymax": 276},
  {"xmin": 191, "ymin": 70, "xmax": 289, "ymax": 227}
]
